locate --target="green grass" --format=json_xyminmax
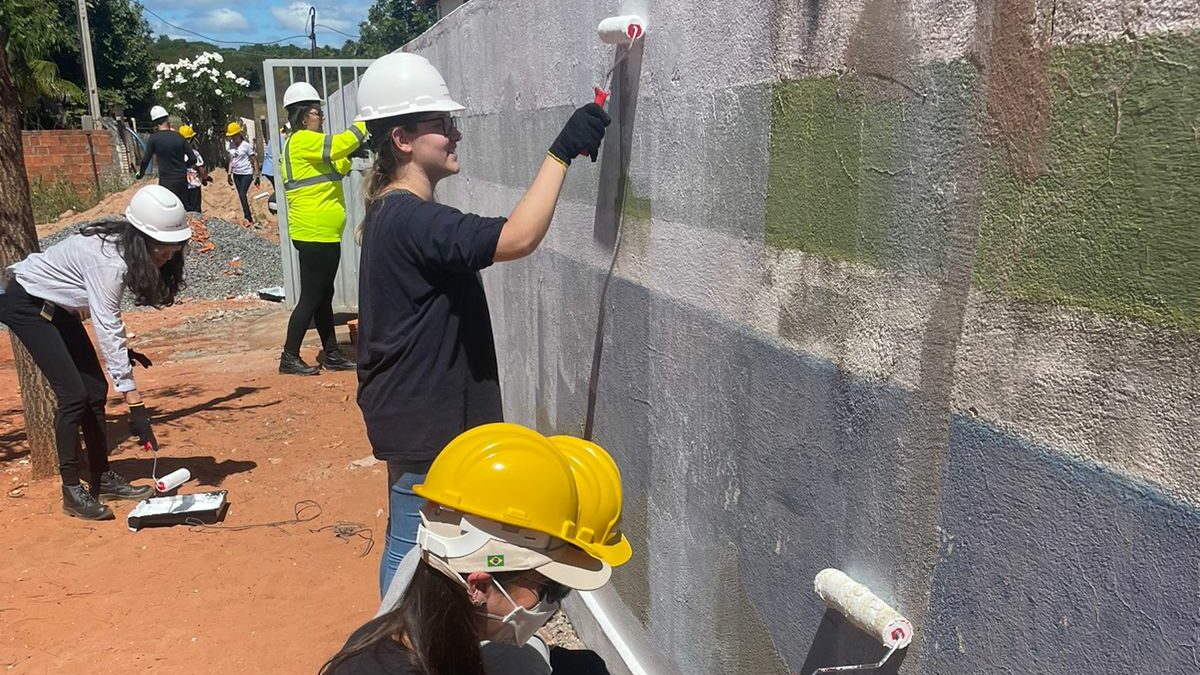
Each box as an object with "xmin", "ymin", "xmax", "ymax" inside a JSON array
[{"xmin": 29, "ymin": 173, "xmax": 128, "ymax": 224}]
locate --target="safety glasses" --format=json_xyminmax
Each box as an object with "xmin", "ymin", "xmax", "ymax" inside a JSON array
[{"xmin": 419, "ymin": 115, "xmax": 459, "ymax": 136}]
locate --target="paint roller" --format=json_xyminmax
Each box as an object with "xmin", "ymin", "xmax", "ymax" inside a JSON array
[
  {"xmin": 591, "ymin": 13, "xmax": 646, "ymax": 108},
  {"xmin": 813, "ymin": 568, "xmax": 914, "ymax": 674},
  {"xmin": 144, "ymin": 442, "xmax": 193, "ymax": 494}
]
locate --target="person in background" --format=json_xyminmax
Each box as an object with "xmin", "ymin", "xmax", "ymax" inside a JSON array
[
  {"xmin": 322, "ymin": 423, "xmax": 631, "ymax": 675},
  {"xmin": 178, "ymin": 124, "xmax": 209, "ymax": 213},
  {"xmin": 262, "ymin": 123, "xmax": 278, "ymax": 211},
  {"xmin": 136, "ymin": 105, "xmax": 195, "ymax": 206},
  {"xmin": 225, "ymin": 121, "xmax": 258, "ymax": 224},
  {"xmin": 353, "ymin": 52, "xmax": 609, "ymax": 595},
  {"xmin": 0, "ymin": 185, "xmax": 191, "ymax": 521},
  {"xmin": 277, "ymin": 82, "xmax": 363, "ymax": 376}
]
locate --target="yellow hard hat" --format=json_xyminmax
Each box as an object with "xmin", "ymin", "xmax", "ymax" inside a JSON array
[
  {"xmin": 178, "ymin": 124, "xmax": 195, "ymax": 139},
  {"xmin": 550, "ymin": 435, "xmax": 633, "ymax": 566},
  {"xmin": 414, "ymin": 423, "xmax": 631, "ymax": 568},
  {"xmin": 225, "ymin": 121, "xmax": 242, "ymax": 137}
]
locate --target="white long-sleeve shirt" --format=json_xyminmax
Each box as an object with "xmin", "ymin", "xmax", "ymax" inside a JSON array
[{"xmin": 8, "ymin": 234, "xmax": 135, "ymax": 392}]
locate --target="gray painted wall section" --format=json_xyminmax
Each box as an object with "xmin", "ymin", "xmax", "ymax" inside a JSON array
[{"xmin": 396, "ymin": 1, "xmax": 1200, "ymax": 673}]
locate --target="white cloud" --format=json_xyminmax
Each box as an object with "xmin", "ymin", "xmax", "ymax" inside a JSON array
[
  {"xmin": 271, "ymin": 1, "xmax": 354, "ymax": 33},
  {"xmin": 197, "ymin": 8, "xmax": 249, "ymax": 32}
]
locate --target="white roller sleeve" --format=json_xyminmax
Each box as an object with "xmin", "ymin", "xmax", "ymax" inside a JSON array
[
  {"xmin": 597, "ymin": 15, "xmax": 646, "ymax": 44},
  {"xmin": 814, "ymin": 568, "xmax": 914, "ymax": 648},
  {"xmin": 155, "ymin": 468, "xmax": 191, "ymax": 493}
]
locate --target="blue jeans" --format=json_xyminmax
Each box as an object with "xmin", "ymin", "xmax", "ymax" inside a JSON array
[
  {"xmin": 381, "ymin": 464, "xmax": 427, "ymax": 597},
  {"xmin": 232, "ymin": 172, "xmax": 253, "ymax": 220}
]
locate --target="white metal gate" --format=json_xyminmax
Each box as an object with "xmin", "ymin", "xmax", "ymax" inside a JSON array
[{"xmin": 262, "ymin": 58, "xmax": 375, "ymax": 313}]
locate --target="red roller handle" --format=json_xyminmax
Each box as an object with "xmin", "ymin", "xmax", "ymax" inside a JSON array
[{"xmin": 580, "ymin": 87, "xmax": 611, "ymax": 159}]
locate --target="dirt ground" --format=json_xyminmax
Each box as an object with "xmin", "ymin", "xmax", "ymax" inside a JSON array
[
  {"xmin": 0, "ymin": 301, "xmax": 385, "ymax": 673},
  {"xmin": 37, "ymin": 168, "xmax": 279, "ymax": 242}
]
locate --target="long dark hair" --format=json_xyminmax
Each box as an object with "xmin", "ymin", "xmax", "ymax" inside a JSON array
[
  {"xmin": 80, "ymin": 221, "xmax": 184, "ymax": 307},
  {"xmin": 319, "ymin": 562, "xmax": 516, "ymax": 675},
  {"xmin": 288, "ymin": 103, "xmax": 322, "ymax": 132}
]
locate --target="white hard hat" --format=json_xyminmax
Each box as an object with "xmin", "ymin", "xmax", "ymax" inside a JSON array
[
  {"xmin": 356, "ymin": 52, "xmax": 465, "ymax": 122},
  {"xmin": 125, "ymin": 185, "xmax": 191, "ymax": 243},
  {"xmin": 283, "ymin": 81, "xmax": 322, "ymax": 108},
  {"xmin": 149, "ymin": 105, "xmax": 169, "ymax": 122}
]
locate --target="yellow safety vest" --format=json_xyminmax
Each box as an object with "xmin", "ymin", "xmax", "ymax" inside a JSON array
[{"xmin": 282, "ymin": 122, "xmax": 367, "ymax": 242}]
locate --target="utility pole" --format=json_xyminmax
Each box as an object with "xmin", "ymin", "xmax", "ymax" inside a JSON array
[
  {"xmin": 308, "ymin": 6, "xmax": 318, "ymax": 58},
  {"xmin": 75, "ymin": 0, "xmax": 102, "ymax": 124}
]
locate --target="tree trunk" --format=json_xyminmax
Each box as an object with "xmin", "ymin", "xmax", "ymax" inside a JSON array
[{"xmin": 0, "ymin": 32, "xmax": 61, "ymax": 480}]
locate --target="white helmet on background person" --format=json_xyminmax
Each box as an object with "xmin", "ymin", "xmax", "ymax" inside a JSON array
[
  {"xmin": 356, "ymin": 52, "xmax": 465, "ymax": 122},
  {"xmin": 283, "ymin": 81, "xmax": 322, "ymax": 108},
  {"xmin": 149, "ymin": 105, "xmax": 169, "ymax": 123},
  {"xmin": 125, "ymin": 185, "xmax": 191, "ymax": 243}
]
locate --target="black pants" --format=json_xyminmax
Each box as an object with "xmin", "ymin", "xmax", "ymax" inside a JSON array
[
  {"xmin": 160, "ymin": 176, "xmax": 189, "ymax": 207},
  {"xmin": 0, "ymin": 280, "xmax": 110, "ymax": 485},
  {"xmin": 233, "ymin": 173, "xmax": 253, "ymax": 221},
  {"xmin": 284, "ymin": 240, "xmax": 340, "ymax": 355},
  {"xmin": 185, "ymin": 186, "xmax": 202, "ymax": 213}
]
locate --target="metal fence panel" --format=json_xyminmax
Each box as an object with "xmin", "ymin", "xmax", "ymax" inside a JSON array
[{"xmin": 262, "ymin": 58, "xmax": 375, "ymax": 314}]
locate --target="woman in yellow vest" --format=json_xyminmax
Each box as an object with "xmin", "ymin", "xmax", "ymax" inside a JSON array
[{"xmin": 278, "ymin": 81, "xmax": 367, "ymax": 375}]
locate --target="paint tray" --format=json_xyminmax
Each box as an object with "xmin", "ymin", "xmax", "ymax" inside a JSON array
[{"xmin": 126, "ymin": 490, "xmax": 229, "ymax": 532}]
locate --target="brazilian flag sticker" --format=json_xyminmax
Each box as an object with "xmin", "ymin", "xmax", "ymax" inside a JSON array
[{"xmin": 487, "ymin": 555, "xmax": 505, "ymax": 568}]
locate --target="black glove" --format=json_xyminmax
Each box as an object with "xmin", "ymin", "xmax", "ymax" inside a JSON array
[
  {"xmin": 349, "ymin": 145, "xmax": 370, "ymax": 159},
  {"xmin": 128, "ymin": 349, "xmax": 152, "ymax": 368},
  {"xmin": 227, "ymin": 176, "xmax": 234, "ymax": 186},
  {"xmin": 254, "ymin": 176, "xmax": 261, "ymax": 188},
  {"xmin": 129, "ymin": 402, "xmax": 157, "ymax": 451},
  {"xmin": 135, "ymin": 171, "xmax": 144, "ymax": 180},
  {"xmin": 548, "ymin": 103, "xmax": 611, "ymax": 166}
]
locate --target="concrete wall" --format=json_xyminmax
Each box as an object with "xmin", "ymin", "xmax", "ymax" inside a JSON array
[{"xmin": 402, "ymin": 1, "xmax": 1200, "ymax": 673}]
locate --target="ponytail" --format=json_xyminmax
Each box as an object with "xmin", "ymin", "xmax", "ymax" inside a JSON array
[{"xmin": 356, "ymin": 115, "xmax": 422, "ymax": 243}]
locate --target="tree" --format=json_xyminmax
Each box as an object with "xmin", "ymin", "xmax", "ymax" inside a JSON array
[
  {"xmin": 50, "ymin": 0, "xmax": 156, "ymax": 121},
  {"xmin": 0, "ymin": 11, "xmax": 65, "ymax": 479},
  {"xmin": 351, "ymin": 0, "xmax": 435, "ymax": 57},
  {"xmin": 153, "ymin": 51, "xmax": 250, "ymax": 160},
  {"xmin": 2, "ymin": 0, "xmax": 82, "ymax": 127}
]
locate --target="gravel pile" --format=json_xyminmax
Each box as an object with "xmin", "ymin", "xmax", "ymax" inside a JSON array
[{"xmin": 39, "ymin": 216, "xmax": 283, "ymax": 306}]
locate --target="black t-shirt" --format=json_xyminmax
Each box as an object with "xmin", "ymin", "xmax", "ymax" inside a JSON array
[
  {"xmin": 139, "ymin": 129, "xmax": 194, "ymax": 180},
  {"xmin": 323, "ymin": 617, "xmax": 421, "ymax": 675},
  {"xmin": 356, "ymin": 191, "xmax": 506, "ymax": 466}
]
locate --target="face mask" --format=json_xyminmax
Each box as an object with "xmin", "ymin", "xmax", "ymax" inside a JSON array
[{"xmin": 485, "ymin": 577, "xmax": 560, "ymax": 645}]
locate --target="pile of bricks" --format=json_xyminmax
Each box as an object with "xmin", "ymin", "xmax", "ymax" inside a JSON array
[{"xmin": 21, "ymin": 129, "xmax": 120, "ymax": 195}]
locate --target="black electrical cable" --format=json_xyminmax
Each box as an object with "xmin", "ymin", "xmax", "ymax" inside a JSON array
[
  {"xmin": 317, "ymin": 24, "xmax": 360, "ymax": 40},
  {"xmin": 140, "ymin": 5, "xmax": 311, "ymax": 46}
]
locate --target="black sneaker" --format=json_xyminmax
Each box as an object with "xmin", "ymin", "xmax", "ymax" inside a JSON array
[
  {"xmin": 95, "ymin": 471, "xmax": 154, "ymax": 502},
  {"xmin": 317, "ymin": 346, "xmax": 356, "ymax": 371},
  {"xmin": 279, "ymin": 351, "xmax": 320, "ymax": 375},
  {"xmin": 62, "ymin": 484, "xmax": 115, "ymax": 520}
]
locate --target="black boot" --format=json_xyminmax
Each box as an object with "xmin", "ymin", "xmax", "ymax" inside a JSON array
[
  {"xmin": 316, "ymin": 343, "xmax": 355, "ymax": 371},
  {"xmin": 95, "ymin": 470, "xmax": 154, "ymax": 502},
  {"xmin": 279, "ymin": 350, "xmax": 320, "ymax": 375},
  {"xmin": 62, "ymin": 484, "xmax": 115, "ymax": 520}
]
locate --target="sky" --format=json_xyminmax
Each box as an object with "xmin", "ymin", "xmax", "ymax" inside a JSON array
[{"xmin": 139, "ymin": 0, "xmax": 371, "ymax": 48}]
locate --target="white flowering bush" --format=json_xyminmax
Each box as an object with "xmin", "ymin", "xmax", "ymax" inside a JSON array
[{"xmin": 152, "ymin": 52, "xmax": 251, "ymax": 159}]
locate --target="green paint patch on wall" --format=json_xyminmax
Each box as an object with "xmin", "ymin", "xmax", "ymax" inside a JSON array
[
  {"xmin": 622, "ymin": 192, "xmax": 652, "ymax": 222},
  {"xmin": 976, "ymin": 32, "xmax": 1200, "ymax": 330},
  {"xmin": 765, "ymin": 77, "xmax": 900, "ymax": 263}
]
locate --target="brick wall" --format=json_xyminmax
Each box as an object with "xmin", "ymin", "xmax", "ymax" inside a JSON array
[{"xmin": 21, "ymin": 129, "xmax": 121, "ymax": 194}]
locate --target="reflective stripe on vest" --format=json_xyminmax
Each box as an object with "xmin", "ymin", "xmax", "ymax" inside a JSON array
[{"xmin": 282, "ymin": 126, "xmax": 363, "ymax": 193}]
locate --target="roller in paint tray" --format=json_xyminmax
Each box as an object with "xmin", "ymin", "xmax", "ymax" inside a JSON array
[
  {"xmin": 813, "ymin": 568, "xmax": 914, "ymax": 673},
  {"xmin": 126, "ymin": 446, "xmax": 228, "ymax": 531}
]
